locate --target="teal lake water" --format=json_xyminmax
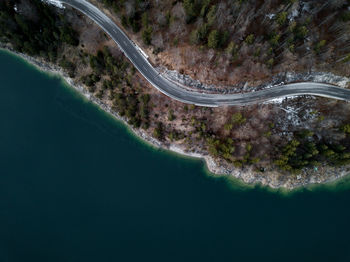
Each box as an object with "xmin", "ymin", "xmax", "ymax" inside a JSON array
[{"xmin": 1, "ymin": 50, "xmax": 350, "ymax": 261}]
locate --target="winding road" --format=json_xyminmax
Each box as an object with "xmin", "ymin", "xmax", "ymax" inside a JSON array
[{"xmin": 59, "ymin": 0, "xmax": 350, "ymax": 107}]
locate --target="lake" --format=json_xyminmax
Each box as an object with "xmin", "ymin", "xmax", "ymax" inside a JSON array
[{"xmin": 1, "ymin": 50, "xmax": 350, "ymax": 262}]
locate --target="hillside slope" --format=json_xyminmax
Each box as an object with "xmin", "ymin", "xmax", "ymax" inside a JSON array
[{"xmin": 99, "ymin": 0, "xmax": 350, "ymax": 88}]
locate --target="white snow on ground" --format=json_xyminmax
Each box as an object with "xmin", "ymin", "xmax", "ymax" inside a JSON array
[
  {"xmin": 273, "ymin": 95, "xmax": 320, "ymax": 134},
  {"xmin": 266, "ymin": 13, "xmax": 276, "ymax": 20},
  {"xmin": 288, "ymin": 7, "xmax": 299, "ymax": 21},
  {"xmin": 264, "ymin": 96, "xmax": 289, "ymax": 104},
  {"xmin": 301, "ymin": 2, "xmax": 311, "ymax": 13},
  {"xmin": 288, "ymin": 1, "xmax": 312, "ymax": 22},
  {"xmin": 41, "ymin": 0, "xmax": 65, "ymax": 9}
]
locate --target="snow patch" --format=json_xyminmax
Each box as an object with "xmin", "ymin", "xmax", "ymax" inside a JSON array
[
  {"xmin": 266, "ymin": 13, "xmax": 276, "ymax": 19},
  {"xmin": 274, "ymin": 95, "xmax": 319, "ymax": 134},
  {"xmin": 288, "ymin": 8, "xmax": 299, "ymax": 21},
  {"xmin": 41, "ymin": 0, "xmax": 65, "ymax": 9},
  {"xmin": 301, "ymin": 2, "xmax": 311, "ymax": 13},
  {"xmin": 264, "ymin": 96, "xmax": 289, "ymax": 105}
]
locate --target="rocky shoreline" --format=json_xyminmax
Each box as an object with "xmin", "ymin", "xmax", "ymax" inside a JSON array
[{"xmin": 2, "ymin": 44, "xmax": 350, "ymax": 190}]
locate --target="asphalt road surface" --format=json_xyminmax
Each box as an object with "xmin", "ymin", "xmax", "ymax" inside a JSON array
[{"xmin": 60, "ymin": 0, "xmax": 350, "ymax": 107}]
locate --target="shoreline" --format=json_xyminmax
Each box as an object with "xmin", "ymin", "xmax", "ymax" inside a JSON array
[
  {"xmin": 2, "ymin": 45, "xmax": 350, "ymax": 190},
  {"xmin": 0, "ymin": 46, "xmax": 207, "ymax": 157}
]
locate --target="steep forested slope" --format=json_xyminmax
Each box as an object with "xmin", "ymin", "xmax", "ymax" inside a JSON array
[{"xmin": 99, "ymin": 0, "xmax": 350, "ymax": 86}]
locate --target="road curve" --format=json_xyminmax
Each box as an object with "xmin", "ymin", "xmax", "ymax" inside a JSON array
[{"xmin": 59, "ymin": 0, "xmax": 350, "ymax": 107}]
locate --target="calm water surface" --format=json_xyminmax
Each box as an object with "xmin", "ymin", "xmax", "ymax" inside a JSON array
[{"xmin": 1, "ymin": 50, "xmax": 350, "ymax": 262}]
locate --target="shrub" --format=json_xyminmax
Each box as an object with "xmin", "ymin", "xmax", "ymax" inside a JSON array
[
  {"xmin": 208, "ymin": 30, "xmax": 219, "ymax": 49},
  {"xmin": 245, "ymin": 34, "xmax": 255, "ymax": 45},
  {"xmin": 142, "ymin": 26, "xmax": 153, "ymax": 45}
]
